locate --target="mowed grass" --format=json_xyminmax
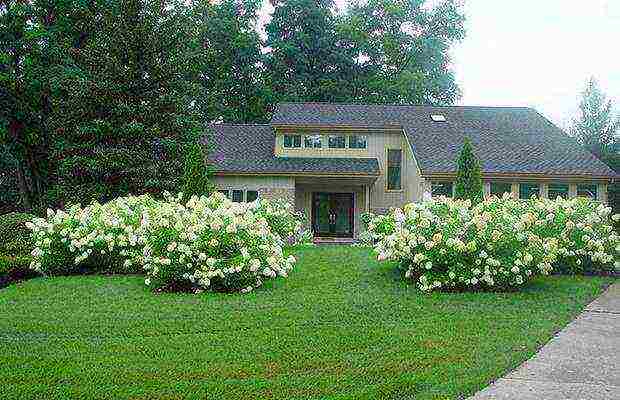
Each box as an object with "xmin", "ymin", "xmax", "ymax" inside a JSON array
[{"xmin": 0, "ymin": 246, "xmax": 614, "ymax": 400}]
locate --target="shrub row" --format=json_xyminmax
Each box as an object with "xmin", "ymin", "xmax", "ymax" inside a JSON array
[
  {"xmin": 27, "ymin": 193, "xmax": 305, "ymax": 293},
  {"xmin": 365, "ymin": 195, "xmax": 620, "ymax": 292}
]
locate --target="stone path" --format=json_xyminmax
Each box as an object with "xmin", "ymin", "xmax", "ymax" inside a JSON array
[{"xmin": 470, "ymin": 281, "xmax": 620, "ymax": 400}]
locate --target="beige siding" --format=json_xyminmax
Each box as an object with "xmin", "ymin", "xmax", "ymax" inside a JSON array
[
  {"xmin": 368, "ymin": 132, "xmax": 422, "ymax": 212},
  {"xmin": 214, "ymin": 175, "xmax": 294, "ymax": 190},
  {"xmin": 274, "ymin": 127, "xmax": 425, "ymax": 212}
]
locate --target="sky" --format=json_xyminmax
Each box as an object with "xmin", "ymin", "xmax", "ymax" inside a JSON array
[
  {"xmin": 259, "ymin": 0, "xmax": 620, "ymax": 130},
  {"xmin": 452, "ymin": 0, "xmax": 620, "ymax": 130}
]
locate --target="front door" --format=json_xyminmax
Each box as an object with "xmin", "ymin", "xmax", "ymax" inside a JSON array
[{"xmin": 312, "ymin": 192, "xmax": 354, "ymax": 237}]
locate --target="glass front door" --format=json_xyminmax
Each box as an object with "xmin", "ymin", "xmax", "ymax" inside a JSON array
[{"xmin": 312, "ymin": 192, "xmax": 354, "ymax": 237}]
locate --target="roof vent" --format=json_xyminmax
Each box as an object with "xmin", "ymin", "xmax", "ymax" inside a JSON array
[{"xmin": 431, "ymin": 114, "xmax": 446, "ymax": 122}]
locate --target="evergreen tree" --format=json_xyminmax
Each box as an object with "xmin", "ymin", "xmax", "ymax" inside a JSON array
[
  {"xmin": 182, "ymin": 137, "xmax": 213, "ymax": 201},
  {"xmin": 454, "ymin": 138, "xmax": 483, "ymax": 204},
  {"xmin": 570, "ymin": 77, "xmax": 619, "ymax": 158},
  {"xmin": 51, "ymin": 0, "xmax": 208, "ymax": 206}
]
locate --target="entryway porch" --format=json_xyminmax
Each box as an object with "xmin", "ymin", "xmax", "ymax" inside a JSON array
[{"xmin": 294, "ymin": 176, "xmax": 377, "ymax": 239}]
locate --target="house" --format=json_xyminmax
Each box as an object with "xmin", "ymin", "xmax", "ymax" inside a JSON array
[{"xmin": 209, "ymin": 102, "xmax": 616, "ymax": 239}]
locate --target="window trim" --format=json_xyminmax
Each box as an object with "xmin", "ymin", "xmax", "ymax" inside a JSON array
[
  {"xmin": 217, "ymin": 189, "xmax": 259, "ymax": 202},
  {"xmin": 385, "ymin": 147, "xmax": 404, "ymax": 192},
  {"xmin": 348, "ymin": 135, "xmax": 368, "ymax": 150},
  {"xmin": 430, "ymin": 181, "xmax": 454, "ymax": 198},
  {"xmin": 576, "ymin": 183, "xmax": 598, "ymax": 200},
  {"xmin": 303, "ymin": 134, "xmax": 323, "ymax": 149},
  {"xmin": 519, "ymin": 182, "xmax": 540, "ymax": 200},
  {"xmin": 489, "ymin": 182, "xmax": 512, "ymax": 197},
  {"xmin": 283, "ymin": 134, "xmax": 302, "ymax": 149},
  {"xmin": 327, "ymin": 134, "xmax": 346, "ymax": 149},
  {"xmin": 547, "ymin": 183, "xmax": 569, "ymax": 200}
]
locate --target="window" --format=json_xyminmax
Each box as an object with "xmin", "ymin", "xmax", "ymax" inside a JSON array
[
  {"xmin": 431, "ymin": 182, "xmax": 453, "ymax": 197},
  {"xmin": 490, "ymin": 182, "xmax": 512, "ymax": 197},
  {"xmin": 232, "ymin": 190, "xmax": 243, "ymax": 203},
  {"xmin": 548, "ymin": 183, "xmax": 569, "ymax": 199},
  {"xmin": 218, "ymin": 190, "xmax": 230, "ymax": 198},
  {"xmin": 246, "ymin": 190, "xmax": 259, "ymax": 202},
  {"xmin": 304, "ymin": 134, "xmax": 322, "ymax": 148},
  {"xmin": 577, "ymin": 184, "xmax": 597, "ymax": 199},
  {"xmin": 349, "ymin": 135, "xmax": 367, "ymax": 149},
  {"xmin": 386, "ymin": 149, "xmax": 402, "ymax": 191},
  {"xmin": 328, "ymin": 135, "xmax": 346, "ymax": 149},
  {"xmin": 519, "ymin": 183, "xmax": 539, "ymax": 199},
  {"xmin": 283, "ymin": 134, "xmax": 301, "ymax": 148}
]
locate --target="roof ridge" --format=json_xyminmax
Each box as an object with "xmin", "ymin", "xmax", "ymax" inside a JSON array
[{"xmin": 276, "ymin": 102, "xmax": 534, "ymax": 110}]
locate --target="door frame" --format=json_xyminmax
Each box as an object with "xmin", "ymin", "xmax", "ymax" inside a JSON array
[{"xmin": 311, "ymin": 192, "xmax": 355, "ymax": 238}]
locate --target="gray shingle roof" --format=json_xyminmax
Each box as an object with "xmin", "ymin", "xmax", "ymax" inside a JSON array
[
  {"xmin": 273, "ymin": 103, "xmax": 616, "ymax": 177},
  {"xmin": 207, "ymin": 124, "xmax": 380, "ymax": 175}
]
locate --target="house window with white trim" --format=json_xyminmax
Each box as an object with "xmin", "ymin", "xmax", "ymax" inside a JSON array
[
  {"xmin": 431, "ymin": 182, "xmax": 453, "ymax": 197},
  {"xmin": 519, "ymin": 183, "xmax": 540, "ymax": 199},
  {"xmin": 283, "ymin": 134, "xmax": 301, "ymax": 148},
  {"xmin": 349, "ymin": 135, "xmax": 367, "ymax": 149},
  {"xmin": 304, "ymin": 134, "xmax": 322, "ymax": 148},
  {"xmin": 328, "ymin": 135, "xmax": 346, "ymax": 149},
  {"xmin": 577, "ymin": 184, "xmax": 597, "ymax": 199},
  {"xmin": 548, "ymin": 183, "xmax": 569, "ymax": 199},
  {"xmin": 386, "ymin": 149, "xmax": 402, "ymax": 190}
]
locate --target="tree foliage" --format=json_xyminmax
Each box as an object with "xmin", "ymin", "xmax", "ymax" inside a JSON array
[
  {"xmin": 1, "ymin": 0, "xmax": 209, "ymax": 211},
  {"xmin": 182, "ymin": 133, "xmax": 214, "ymax": 201},
  {"xmin": 454, "ymin": 138, "xmax": 483, "ymax": 204},
  {"xmin": 265, "ymin": 0, "xmax": 358, "ymax": 103},
  {"xmin": 342, "ymin": 0, "xmax": 466, "ymax": 105},
  {"xmin": 263, "ymin": 0, "xmax": 465, "ymax": 106},
  {"xmin": 570, "ymin": 77, "xmax": 619, "ymax": 158},
  {"xmin": 200, "ymin": 0, "xmax": 269, "ymax": 123},
  {"xmin": 0, "ymin": 0, "xmax": 83, "ymax": 211}
]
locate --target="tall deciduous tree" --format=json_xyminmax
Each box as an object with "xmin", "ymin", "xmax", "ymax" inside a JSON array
[
  {"xmin": 454, "ymin": 138, "xmax": 483, "ymax": 204},
  {"xmin": 570, "ymin": 77, "xmax": 619, "ymax": 158},
  {"xmin": 342, "ymin": 0, "xmax": 465, "ymax": 105},
  {"xmin": 265, "ymin": 0, "xmax": 357, "ymax": 103},
  {"xmin": 199, "ymin": 0, "xmax": 269, "ymax": 123}
]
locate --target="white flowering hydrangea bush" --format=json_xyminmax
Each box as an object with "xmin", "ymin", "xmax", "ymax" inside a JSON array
[
  {"xmin": 367, "ymin": 195, "xmax": 619, "ymax": 292},
  {"xmin": 252, "ymin": 198, "xmax": 311, "ymax": 245},
  {"xmin": 27, "ymin": 192, "xmax": 299, "ymax": 293},
  {"xmin": 138, "ymin": 192, "xmax": 296, "ymax": 293},
  {"xmin": 27, "ymin": 195, "xmax": 156, "ymax": 275}
]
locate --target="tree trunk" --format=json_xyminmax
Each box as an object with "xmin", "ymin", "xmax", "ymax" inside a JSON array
[{"xmin": 15, "ymin": 160, "xmax": 32, "ymax": 212}]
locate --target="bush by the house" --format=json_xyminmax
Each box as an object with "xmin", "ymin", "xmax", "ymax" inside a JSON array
[
  {"xmin": 138, "ymin": 192, "xmax": 296, "ymax": 293},
  {"xmin": 253, "ymin": 198, "xmax": 311, "ymax": 245},
  {"xmin": 366, "ymin": 195, "xmax": 620, "ymax": 292},
  {"xmin": 0, "ymin": 212, "xmax": 38, "ymax": 287},
  {"xmin": 27, "ymin": 192, "xmax": 300, "ymax": 293},
  {"xmin": 27, "ymin": 195, "xmax": 156, "ymax": 276},
  {"xmin": 0, "ymin": 212, "xmax": 35, "ymax": 256}
]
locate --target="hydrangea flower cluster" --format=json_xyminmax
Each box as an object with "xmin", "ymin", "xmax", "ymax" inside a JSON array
[
  {"xmin": 366, "ymin": 195, "xmax": 619, "ymax": 292},
  {"xmin": 27, "ymin": 192, "xmax": 302, "ymax": 293}
]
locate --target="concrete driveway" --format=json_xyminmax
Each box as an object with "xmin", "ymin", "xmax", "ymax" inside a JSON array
[{"xmin": 470, "ymin": 281, "xmax": 620, "ymax": 400}]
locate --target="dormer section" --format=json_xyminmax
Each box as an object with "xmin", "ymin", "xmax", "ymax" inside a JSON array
[{"xmin": 273, "ymin": 126, "xmax": 401, "ymax": 159}]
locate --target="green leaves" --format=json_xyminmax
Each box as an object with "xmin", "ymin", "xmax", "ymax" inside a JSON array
[{"xmin": 454, "ymin": 138, "xmax": 483, "ymax": 204}]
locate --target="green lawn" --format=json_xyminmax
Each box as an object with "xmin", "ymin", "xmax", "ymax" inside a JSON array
[{"xmin": 0, "ymin": 246, "xmax": 614, "ymax": 400}]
